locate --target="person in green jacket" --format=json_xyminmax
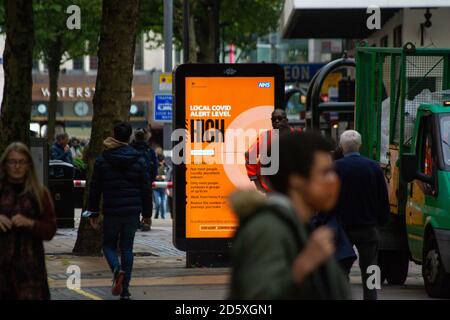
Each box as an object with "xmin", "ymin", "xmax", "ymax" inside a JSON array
[{"xmin": 229, "ymin": 131, "xmax": 351, "ymax": 300}]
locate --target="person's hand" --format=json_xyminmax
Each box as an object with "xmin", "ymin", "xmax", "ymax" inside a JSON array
[
  {"xmin": 0, "ymin": 215, "xmax": 13, "ymax": 232},
  {"xmin": 306, "ymin": 226, "xmax": 335, "ymax": 262},
  {"xmin": 11, "ymin": 214, "xmax": 35, "ymax": 229},
  {"xmin": 89, "ymin": 217, "xmax": 99, "ymax": 230},
  {"xmin": 64, "ymin": 145, "xmax": 70, "ymax": 153},
  {"xmin": 293, "ymin": 226, "xmax": 335, "ymax": 283}
]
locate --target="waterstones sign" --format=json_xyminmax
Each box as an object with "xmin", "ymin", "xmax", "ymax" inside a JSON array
[{"xmin": 39, "ymin": 86, "xmax": 135, "ymax": 99}]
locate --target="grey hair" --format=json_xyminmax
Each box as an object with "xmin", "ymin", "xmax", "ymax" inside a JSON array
[
  {"xmin": 56, "ymin": 132, "xmax": 69, "ymax": 141},
  {"xmin": 340, "ymin": 130, "xmax": 362, "ymax": 154}
]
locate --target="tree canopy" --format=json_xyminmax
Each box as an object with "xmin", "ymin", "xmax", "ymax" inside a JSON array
[
  {"xmin": 140, "ymin": 0, "xmax": 283, "ymax": 61},
  {"xmin": 33, "ymin": 0, "xmax": 101, "ymax": 64}
]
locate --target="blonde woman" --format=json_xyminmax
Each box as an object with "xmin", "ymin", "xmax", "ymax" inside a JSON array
[{"xmin": 0, "ymin": 142, "xmax": 57, "ymax": 300}]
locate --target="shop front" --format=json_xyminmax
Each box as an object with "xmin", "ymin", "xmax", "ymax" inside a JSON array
[{"xmin": 31, "ymin": 72, "xmax": 157, "ymax": 141}]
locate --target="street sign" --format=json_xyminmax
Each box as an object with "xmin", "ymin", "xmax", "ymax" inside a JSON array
[
  {"xmin": 321, "ymin": 72, "xmax": 342, "ymax": 95},
  {"xmin": 280, "ymin": 63, "xmax": 325, "ymax": 83},
  {"xmin": 159, "ymin": 73, "xmax": 173, "ymax": 91},
  {"xmin": 154, "ymin": 94, "xmax": 173, "ymax": 122}
]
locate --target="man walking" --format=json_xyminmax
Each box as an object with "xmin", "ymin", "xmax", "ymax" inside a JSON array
[
  {"xmin": 88, "ymin": 122, "xmax": 152, "ymax": 300},
  {"xmin": 331, "ymin": 130, "xmax": 390, "ymax": 300}
]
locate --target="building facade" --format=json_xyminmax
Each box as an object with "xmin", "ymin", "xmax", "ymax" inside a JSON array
[
  {"xmin": 366, "ymin": 8, "xmax": 450, "ymax": 48},
  {"xmin": 30, "ymin": 32, "xmax": 180, "ymax": 142}
]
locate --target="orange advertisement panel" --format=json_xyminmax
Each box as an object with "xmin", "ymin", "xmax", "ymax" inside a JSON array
[{"xmin": 185, "ymin": 77, "xmax": 275, "ymax": 238}]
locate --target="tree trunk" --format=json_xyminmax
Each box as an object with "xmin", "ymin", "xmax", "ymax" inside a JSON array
[
  {"xmin": 188, "ymin": 9, "xmax": 198, "ymax": 62},
  {"xmin": 0, "ymin": 0, "xmax": 34, "ymax": 154},
  {"xmin": 189, "ymin": 0, "xmax": 219, "ymax": 63},
  {"xmin": 45, "ymin": 38, "xmax": 63, "ymax": 144},
  {"xmin": 73, "ymin": 0, "xmax": 140, "ymax": 255}
]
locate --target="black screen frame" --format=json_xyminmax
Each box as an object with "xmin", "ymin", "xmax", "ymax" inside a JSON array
[{"xmin": 172, "ymin": 63, "xmax": 285, "ymax": 252}]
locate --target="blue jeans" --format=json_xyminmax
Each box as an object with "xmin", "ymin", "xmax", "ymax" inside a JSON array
[
  {"xmin": 153, "ymin": 188, "xmax": 167, "ymax": 219},
  {"xmin": 102, "ymin": 215, "xmax": 139, "ymax": 294}
]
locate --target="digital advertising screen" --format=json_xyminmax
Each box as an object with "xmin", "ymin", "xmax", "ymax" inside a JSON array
[{"xmin": 173, "ymin": 64, "xmax": 284, "ymax": 251}]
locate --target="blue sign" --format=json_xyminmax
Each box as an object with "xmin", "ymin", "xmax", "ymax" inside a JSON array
[
  {"xmin": 280, "ymin": 63, "xmax": 325, "ymax": 83},
  {"xmin": 154, "ymin": 94, "xmax": 173, "ymax": 122}
]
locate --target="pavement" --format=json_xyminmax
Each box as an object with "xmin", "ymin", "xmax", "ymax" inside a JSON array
[
  {"xmin": 44, "ymin": 210, "xmax": 435, "ymax": 300},
  {"xmin": 46, "ymin": 211, "xmax": 230, "ymax": 300}
]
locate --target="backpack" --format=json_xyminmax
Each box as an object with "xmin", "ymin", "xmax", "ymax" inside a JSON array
[{"xmin": 136, "ymin": 146, "xmax": 157, "ymax": 182}]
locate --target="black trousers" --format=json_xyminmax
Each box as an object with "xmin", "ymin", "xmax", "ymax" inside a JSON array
[{"xmin": 344, "ymin": 226, "xmax": 380, "ymax": 300}]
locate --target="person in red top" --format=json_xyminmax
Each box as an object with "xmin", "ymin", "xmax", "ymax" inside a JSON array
[
  {"xmin": 0, "ymin": 142, "xmax": 57, "ymax": 300},
  {"xmin": 245, "ymin": 109, "xmax": 300, "ymax": 193}
]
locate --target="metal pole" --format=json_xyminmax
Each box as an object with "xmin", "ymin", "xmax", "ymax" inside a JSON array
[
  {"xmin": 183, "ymin": 0, "xmax": 190, "ymax": 63},
  {"xmin": 164, "ymin": 0, "xmax": 173, "ymax": 72},
  {"xmin": 163, "ymin": 0, "xmax": 173, "ymax": 165}
]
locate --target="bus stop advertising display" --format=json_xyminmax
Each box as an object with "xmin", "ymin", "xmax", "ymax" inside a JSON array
[{"xmin": 173, "ymin": 64, "xmax": 284, "ymax": 251}]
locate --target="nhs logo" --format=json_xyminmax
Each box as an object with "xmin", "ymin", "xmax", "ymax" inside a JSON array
[{"xmin": 258, "ymin": 82, "xmax": 271, "ymax": 88}]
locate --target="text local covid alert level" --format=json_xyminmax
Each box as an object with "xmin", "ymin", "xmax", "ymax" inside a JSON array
[{"xmin": 189, "ymin": 105, "xmax": 232, "ymax": 118}]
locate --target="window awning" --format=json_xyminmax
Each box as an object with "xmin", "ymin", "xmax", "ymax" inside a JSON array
[{"xmin": 281, "ymin": 0, "xmax": 450, "ymax": 38}]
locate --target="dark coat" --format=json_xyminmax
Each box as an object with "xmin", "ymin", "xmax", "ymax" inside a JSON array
[
  {"xmin": 0, "ymin": 182, "xmax": 56, "ymax": 300},
  {"xmin": 50, "ymin": 143, "xmax": 73, "ymax": 164},
  {"xmin": 331, "ymin": 153, "xmax": 390, "ymax": 228},
  {"xmin": 311, "ymin": 213, "xmax": 357, "ymax": 262},
  {"xmin": 88, "ymin": 138, "xmax": 152, "ymax": 217}
]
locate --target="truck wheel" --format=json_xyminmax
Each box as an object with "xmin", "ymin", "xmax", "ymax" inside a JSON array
[
  {"xmin": 423, "ymin": 233, "xmax": 450, "ymax": 298},
  {"xmin": 378, "ymin": 250, "xmax": 409, "ymax": 285}
]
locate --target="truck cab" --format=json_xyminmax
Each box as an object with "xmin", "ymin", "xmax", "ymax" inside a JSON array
[
  {"xmin": 402, "ymin": 102, "xmax": 450, "ymax": 297},
  {"xmin": 348, "ymin": 42, "xmax": 450, "ymax": 298}
]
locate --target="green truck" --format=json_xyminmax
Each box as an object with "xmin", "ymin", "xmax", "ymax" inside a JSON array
[{"xmin": 355, "ymin": 43, "xmax": 450, "ymax": 298}]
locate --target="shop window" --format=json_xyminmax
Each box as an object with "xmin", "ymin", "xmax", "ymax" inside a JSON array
[
  {"xmin": 73, "ymin": 57, "xmax": 84, "ymax": 71},
  {"xmin": 129, "ymin": 102, "xmax": 145, "ymax": 117},
  {"xmin": 393, "ymin": 25, "xmax": 402, "ymax": 47},
  {"xmin": 89, "ymin": 55, "xmax": 98, "ymax": 70}
]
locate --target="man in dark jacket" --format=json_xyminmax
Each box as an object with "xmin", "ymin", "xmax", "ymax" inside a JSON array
[
  {"xmin": 50, "ymin": 132, "xmax": 73, "ymax": 164},
  {"xmin": 331, "ymin": 130, "xmax": 390, "ymax": 300},
  {"xmin": 88, "ymin": 122, "xmax": 152, "ymax": 300},
  {"xmin": 230, "ymin": 131, "xmax": 351, "ymax": 300}
]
